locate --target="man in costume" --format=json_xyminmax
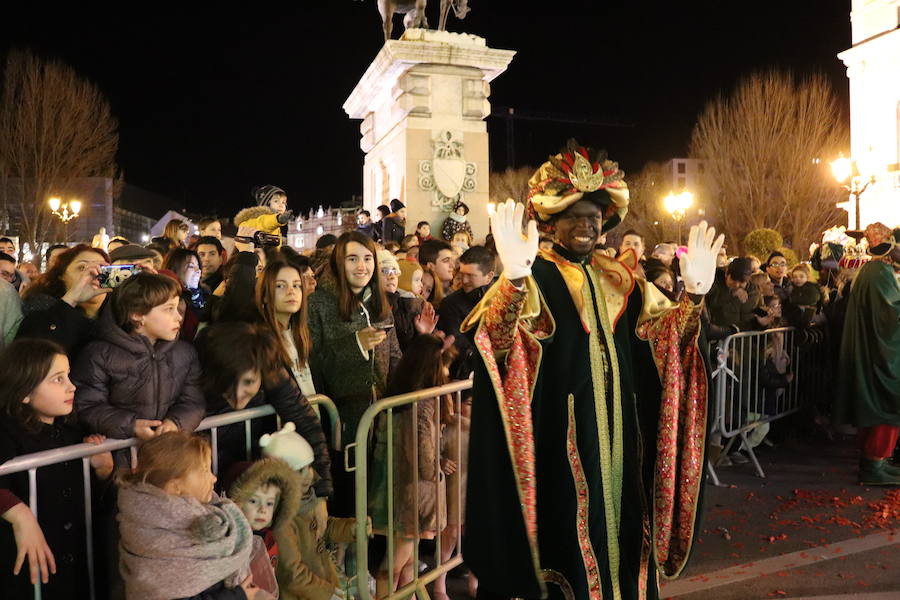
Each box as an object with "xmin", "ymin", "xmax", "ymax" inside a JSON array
[
  {"xmin": 461, "ymin": 141, "xmax": 723, "ymax": 600},
  {"xmin": 835, "ymin": 223, "xmax": 900, "ymax": 485}
]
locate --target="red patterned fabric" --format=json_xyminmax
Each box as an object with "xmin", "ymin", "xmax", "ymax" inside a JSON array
[{"xmin": 637, "ymin": 297, "xmax": 706, "ymax": 578}]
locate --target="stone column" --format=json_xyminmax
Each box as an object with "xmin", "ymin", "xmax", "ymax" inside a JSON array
[{"xmin": 344, "ymin": 29, "xmax": 515, "ymax": 243}]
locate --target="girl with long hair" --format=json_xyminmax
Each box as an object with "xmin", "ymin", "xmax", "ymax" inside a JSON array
[
  {"xmin": 161, "ymin": 219, "xmax": 190, "ymax": 251},
  {"xmin": 0, "ymin": 339, "xmax": 113, "ymax": 598},
  {"xmin": 163, "ymin": 247, "xmax": 209, "ymax": 339}
]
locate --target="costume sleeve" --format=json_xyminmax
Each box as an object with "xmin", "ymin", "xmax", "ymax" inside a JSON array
[
  {"xmin": 73, "ymin": 344, "xmax": 137, "ymax": 439},
  {"xmin": 324, "ymin": 516, "xmax": 357, "ymax": 544},
  {"xmin": 274, "ymin": 521, "xmax": 337, "ymax": 600},
  {"xmin": 164, "ymin": 346, "xmax": 206, "ymax": 432}
]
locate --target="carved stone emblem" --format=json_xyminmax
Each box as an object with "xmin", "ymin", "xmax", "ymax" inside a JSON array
[{"xmin": 418, "ymin": 130, "xmax": 477, "ymax": 211}]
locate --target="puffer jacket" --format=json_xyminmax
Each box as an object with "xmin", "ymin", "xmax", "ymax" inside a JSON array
[
  {"xmin": 234, "ymin": 206, "xmax": 283, "ymax": 241},
  {"xmin": 307, "ymin": 272, "xmax": 400, "ymax": 445},
  {"xmin": 73, "ymin": 305, "xmax": 205, "ymax": 439}
]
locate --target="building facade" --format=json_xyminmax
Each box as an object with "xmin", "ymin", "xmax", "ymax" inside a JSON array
[{"xmin": 837, "ymin": 0, "xmax": 900, "ymax": 227}]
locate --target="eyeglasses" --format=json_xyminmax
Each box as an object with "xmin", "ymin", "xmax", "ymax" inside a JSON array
[
  {"xmin": 769, "ymin": 261, "xmax": 787, "ymax": 267},
  {"xmin": 381, "ymin": 267, "xmax": 400, "ymax": 276}
]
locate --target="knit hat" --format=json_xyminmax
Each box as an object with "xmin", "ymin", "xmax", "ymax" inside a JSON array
[
  {"xmin": 109, "ymin": 244, "xmax": 157, "ymax": 263},
  {"xmin": 259, "ymin": 422, "xmax": 314, "ymax": 470},
  {"xmin": 397, "ymin": 260, "xmax": 423, "ymax": 295},
  {"xmin": 377, "ymin": 249, "xmax": 400, "ymax": 273},
  {"xmin": 252, "ymin": 185, "xmax": 286, "ymax": 207},
  {"xmin": 390, "ymin": 199, "xmax": 405, "ymax": 213}
]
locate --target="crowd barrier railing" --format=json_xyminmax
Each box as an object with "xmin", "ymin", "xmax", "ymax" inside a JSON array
[
  {"xmin": 350, "ymin": 379, "xmax": 472, "ymax": 600},
  {"xmin": 707, "ymin": 326, "xmax": 827, "ymax": 485},
  {"xmin": 0, "ymin": 394, "xmax": 339, "ymax": 600}
]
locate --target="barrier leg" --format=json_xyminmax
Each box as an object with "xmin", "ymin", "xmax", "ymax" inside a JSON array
[
  {"xmin": 741, "ymin": 430, "xmax": 766, "ymax": 478},
  {"xmin": 706, "ymin": 459, "xmax": 725, "ymax": 487}
]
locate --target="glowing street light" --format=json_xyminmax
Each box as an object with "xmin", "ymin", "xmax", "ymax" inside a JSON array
[
  {"xmin": 663, "ymin": 190, "xmax": 694, "ymax": 245},
  {"xmin": 830, "ymin": 154, "xmax": 874, "ymax": 232},
  {"xmin": 48, "ymin": 196, "xmax": 82, "ymax": 241}
]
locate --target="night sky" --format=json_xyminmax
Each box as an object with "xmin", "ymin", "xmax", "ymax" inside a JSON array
[{"xmin": 1, "ymin": 1, "xmax": 851, "ymax": 219}]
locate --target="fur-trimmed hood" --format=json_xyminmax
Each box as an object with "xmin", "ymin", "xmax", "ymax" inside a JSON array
[
  {"xmin": 225, "ymin": 458, "xmax": 302, "ymax": 531},
  {"xmin": 234, "ymin": 205, "xmax": 278, "ymax": 227}
]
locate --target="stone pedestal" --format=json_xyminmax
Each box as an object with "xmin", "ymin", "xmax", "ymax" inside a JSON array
[{"xmin": 343, "ymin": 29, "xmax": 515, "ymax": 242}]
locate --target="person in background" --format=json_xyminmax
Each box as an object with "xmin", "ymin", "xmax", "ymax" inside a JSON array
[
  {"xmin": 196, "ymin": 236, "xmax": 227, "ymax": 293},
  {"xmin": 650, "ymin": 242, "xmax": 676, "ymax": 267},
  {"xmin": 17, "ymin": 261, "xmax": 39, "ymax": 284},
  {"xmin": 234, "ymin": 186, "xmax": 294, "ymax": 246},
  {"xmin": 0, "ymin": 279, "xmax": 22, "ymax": 348},
  {"xmin": 378, "ymin": 249, "xmax": 436, "ymax": 351},
  {"xmin": 17, "ymin": 245, "xmax": 111, "ymax": 356},
  {"xmin": 0, "ymin": 252, "xmax": 22, "ymax": 293},
  {"xmin": 73, "ymin": 272, "xmax": 205, "ymax": 441},
  {"xmin": 764, "ymin": 251, "xmax": 793, "ymax": 302},
  {"xmin": 747, "ymin": 254, "xmax": 762, "ymax": 275},
  {"xmin": 307, "ymin": 231, "xmax": 399, "ymax": 516},
  {"xmin": 160, "ymin": 219, "xmax": 190, "ymax": 252},
  {"xmin": 109, "ymin": 244, "xmax": 158, "ymax": 271},
  {"xmin": 644, "ymin": 261, "xmax": 678, "ymax": 298},
  {"xmin": 618, "ymin": 229, "xmax": 645, "ymax": 264},
  {"xmin": 0, "ymin": 237, "xmax": 16, "ymax": 258},
  {"xmin": 419, "ymin": 239, "xmax": 455, "ymax": 307},
  {"xmin": 373, "ymin": 205, "xmax": 391, "ymax": 242},
  {"xmin": 44, "ymin": 244, "xmax": 69, "ymax": 271},
  {"xmin": 788, "ymin": 264, "xmax": 823, "ymax": 324},
  {"xmin": 198, "ymin": 216, "xmax": 223, "ymax": 240},
  {"xmin": 356, "ymin": 210, "xmax": 376, "ymax": 238},
  {"xmin": 380, "ymin": 199, "xmax": 407, "ymax": 245},
  {"xmin": 144, "ymin": 242, "xmax": 168, "ymax": 271},
  {"xmin": 705, "ymin": 256, "xmax": 760, "ymax": 333},
  {"xmin": 116, "ymin": 432, "xmax": 260, "ymax": 599},
  {"xmin": 163, "ymin": 248, "xmax": 208, "ymax": 340},
  {"xmin": 91, "ymin": 227, "xmax": 110, "ymax": 252},
  {"xmin": 0, "ymin": 339, "xmax": 113, "ymax": 599},
  {"xmin": 449, "ymin": 230, "xmax": 472, "ymax": 259},
  {"xmin": 437, "ymin": 246, "xmax": 495, "ymax": 380},
  {"xmin": 415, "ymin": 220, "xmax": 433, "ymax": 245},
  {"xmin": 397, "ymin": 235, "xmax": 419, "ymax": 263},
  {"xmin": 309, "ymin": 234, "xmax": 338, "ymax": 278},
  {"xmin": 440, "ymin": 200, "xmax": 473, "ymax": 244},
  {"xmin": 106, "ymin": 237, "xmax": 130, "ymax": 254}
]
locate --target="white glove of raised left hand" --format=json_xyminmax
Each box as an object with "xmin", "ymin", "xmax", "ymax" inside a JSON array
[{"xmin": 680, "ymin": 221, "xmax": 725, "ymax": 295}]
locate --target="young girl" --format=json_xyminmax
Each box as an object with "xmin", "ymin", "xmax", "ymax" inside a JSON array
[
  {"xmin": 160, "ymin": 219, "xmax": 190, "ymax": 251},
  {"xmin": 0, "ymin": 339, "xmax": 113, "ymax": 599},
  {"xmin": 369, "ymin": 334, "xmax": 455, "ymax": 598},
  {"xmin": 73, "ymin": 272, "xmax": 205, "ymax": 441},
  {"xmin": 117, "ymin": 431, "xmax": 260, "ymax": 599},
  {"xmin": 256, "ymin": 260, "xmax": 315, "ymax": 399},
  {"xmin": 195, "ymin": 321, "xmax": 331, "ymax": 498},
  {"xmin": 307, "ymin": 232, "xmax": 401, "ymax": 516},
  {"xmin": 163, "ymin": 247, "xmax": 209, "ymax": 340}
]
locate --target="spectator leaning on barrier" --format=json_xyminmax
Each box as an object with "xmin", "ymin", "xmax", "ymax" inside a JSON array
[
  {"xmin": 764, "ymin": 251, "xmax": 793, "ymax": 302},
  {"xmin": 378, "ymin": 249, "xmax": 437, "ymax": 352},
  {"xmin": 705, "ymin": 256, "xmax": 761, "ymax": 333}
]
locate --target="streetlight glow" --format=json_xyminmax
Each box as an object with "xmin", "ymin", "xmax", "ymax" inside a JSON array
[
  {"xmin": 48, "ymin": 197, "xmax": 61, "ymax": 212},
  {"xmin": 70, "ymin": 200, "xmax": 81, "ymax": 214},
  {"xmin": 662, "ymin": 191, "xmax": 694, "ymax": 245},
  {"xmin": 830, "ymin": 156, "xmax": 853, "ymax": 183}
]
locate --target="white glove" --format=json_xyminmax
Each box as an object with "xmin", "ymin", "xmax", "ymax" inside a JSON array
[
  {"xmin": 491, "ymin": 199, "xmax": 539, "ymax": 280},
  {"xmin": 680, "ymin": 220, "xmax": 725, "ymax": 295}
]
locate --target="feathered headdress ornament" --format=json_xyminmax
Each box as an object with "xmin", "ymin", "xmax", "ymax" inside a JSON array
[{"xmin": 527, "ymin": 139, "xmax": 629, "ymax": 233}]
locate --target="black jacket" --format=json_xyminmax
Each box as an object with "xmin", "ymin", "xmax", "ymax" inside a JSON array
[
  {"xmin": 204, "ymin": 370, "xmax": 333, "ymax": 499},
  {"xmin": 380, "ymin": 215, "xmax": 405, "ymax": 245},
  {"xmin": 17, "ymin": 293, "xmax": 98, "ymax": 358},
  {"xmin": 437, "ymin": 283, "xmax": 489, "ymax": 379}
]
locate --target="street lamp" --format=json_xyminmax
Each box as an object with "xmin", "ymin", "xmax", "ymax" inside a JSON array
[
  {"xmin": 663, "ymin": 190, "xmax": 694, "ymax": 245},
  {"xmin": 48, "ymin": 197, "xmax": 82, "ymax": 242},
  {"xmin": 830, "ymin": 155, "xmax": 875, "ymax": 233}
]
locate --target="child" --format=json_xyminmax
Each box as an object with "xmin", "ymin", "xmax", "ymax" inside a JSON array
[
  {"xmin": 440, "ymin": 200, "xmax": 473, "ymax": 243},
  {"xmin": 414, "ymin": 221, "xmax": 433, "ymax": 245},
  {"xmin": 0, "ymin": 339, "xmax": 113, "ymax": 599},
  {"xmin": 234, "ymin": 185, "xmax": 294, "ymax": 246},
  {"xmin": 223, "ymin": 457, "xmax": 301, "ymax": 574},
  {"xmin": 788, "ymin": 264, "xmax": 823, "ymax": 322},
  {"xmin": 260, "ymin": 423, "xmax": 358, "ymax": 600},
  {"xmin": 117, "ymin": 431, "xmax": 262, "ymax": 599},
  {"xmin": 73, "ymin": 272, "xmax": 205, "ymax": 441},
  {"xmin": 449, "ymin": 230, "xmax": 471, "ymax": 259},
  {"xmin": 369, "ymin": 333, "xmax": 456, "ymax": 598}
]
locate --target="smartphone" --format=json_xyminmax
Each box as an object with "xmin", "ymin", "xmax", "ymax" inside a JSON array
[
  {"xmin": 371, "ymin": 321, "xmax": 394, "ymax": 331},
  {"xmin": 98, "ymin": 264, "xmax": 141, "ymax": 289}
]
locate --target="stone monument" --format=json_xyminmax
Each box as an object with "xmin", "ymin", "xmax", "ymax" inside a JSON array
[{"xmin": 343, "ymin": 28, "xmax": 515, "ymax": 242}]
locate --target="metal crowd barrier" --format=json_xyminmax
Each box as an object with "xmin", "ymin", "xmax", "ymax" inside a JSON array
[
  {"xmin": 0, "ymin": 394, "xmax": 339, "ymax": 600},
  {"xmin": 350, "ymin": 379, "xmax": 472, "ymax": 600},
  {"xmin": 707, "ymin": 327, "xmax": 828, "ymax": 485}
]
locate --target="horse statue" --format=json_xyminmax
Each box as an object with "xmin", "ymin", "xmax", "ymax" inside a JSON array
[{"xmin": 438, "ymin": 0, "xmax": 470, "ymax": 31}]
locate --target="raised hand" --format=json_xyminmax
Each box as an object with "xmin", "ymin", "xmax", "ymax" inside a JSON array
[
  {"xmin": 61, "ymin": 264, "xmax": 112, "ymax": 308},
  {"xmin": 680, "ymin": 221, "xmax": 725, "ymax": 295},
  {"xmin": 490, "ymin": 199, "xmax": 539, "ymax": 281},
  {"xmin": 414, "ymin": 301, "xmax": 438, "ymax": 335}
]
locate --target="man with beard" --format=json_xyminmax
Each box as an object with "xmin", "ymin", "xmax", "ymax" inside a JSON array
[
  {"xmin": 461, "ymin": 141, "xmax": 722, "ymax": 600},
  {"xmin": 835, "ymin": 223, "xmax": 900, "ymax": 485}
]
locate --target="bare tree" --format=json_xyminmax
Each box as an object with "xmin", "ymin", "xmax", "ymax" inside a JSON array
[
  {"xmin": 615, "ymin": 160, "xmax": 678, "ymax": 250},
  {"xmin": 0, "ymin": 49, "xmax": 118, "ymax": 254},
  {"xmin": 689, "ymin": 70, "xmax": 847, "ymax": 258},
  {"xmin": 489, "ymin": 166, "xmax": 533, "ymax": 205}
]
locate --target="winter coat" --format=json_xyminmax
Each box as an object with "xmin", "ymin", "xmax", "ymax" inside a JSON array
[
  {"xmin": 356, "ymin": 223, "xmax": 376, "ymax": 238},
  {"xmin": 73, "ymin": 305, "xmax": 205, "ymax": 439},
  {"xmin": 380, "ymin": 214, "xmax": 406, "ymax": 245},
  {"xmin": 387, "ymin": 291, "xmax": 424, "ymax": 352},
  {"xmin": 234, "ymin": 206, "xmax": 283, "ymax": 239},
  {"xmin": 0, "ymin": 417, "xmax": 93, "ymax": 599},
  {"xmin": 0, "ymin": 279, "xmax": 22, "ymax": 348},
  {"xmin": 369, "ymin": 393, "xmax": 447, "ymax": 538},
  {"xmin": 118, "ymin": 482, "xmax": 253, "ymax": 600},
  {"xmin": 204, "ymin": 369, "xmax": 333, "ymax": 499},
  {"xmin": 705, "ymin": 269, "xmax": 761, "ymax": 332},
  {"xmin": 436, "ymin": 283, "xmax": 490, "ymax": 379},
  {"xmin": 440, "ymin": 213, "xmax": 473, "ymax": 242},
  {"xmin": 225, "ymin": 457, "xmax": 302, "ymax": 534},
  {"xmin": 17, "ymin": 292, "xmax": 98, "ymax": 357},
  {"xmin": 307, "ymin": 272, "xmax": 401, "ymax": 444},
  {"xmin": 276, "ymin": 492, "xmax": 355, "ymax": 600}
]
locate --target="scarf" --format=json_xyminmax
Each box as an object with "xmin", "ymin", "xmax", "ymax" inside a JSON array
[
  {"xmin": 117, "ymin": 482, "xmax": 253, "ymax": 600},
  {"xmin": 448, "ymin": 211, "xmax": 467, "ymax": 223}
]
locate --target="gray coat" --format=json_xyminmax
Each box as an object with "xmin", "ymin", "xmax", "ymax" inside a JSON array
[{"xmin": 73, "ymin": 306, "xmax": 205, "ymax": 439}]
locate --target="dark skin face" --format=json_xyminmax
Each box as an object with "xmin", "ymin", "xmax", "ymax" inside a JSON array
[{"xmin": 552, "ymin": 199, "xmax": 604, "ymax": 257}]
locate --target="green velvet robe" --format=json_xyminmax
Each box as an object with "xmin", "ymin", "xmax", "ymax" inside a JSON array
[
  {"xmin": 835, "ymin": 260, "xmax": 900, "ymax": 427},
  {"xmin": 463, "ymin": 248, "xmax": 708, "ymax": 600}
]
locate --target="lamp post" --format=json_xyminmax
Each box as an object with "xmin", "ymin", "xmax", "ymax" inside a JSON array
[
  {"xmin": 830, "ymin": 155, "xmax": 874, "ymax": 234},
  {"xmin": 663, "ymin": 190, "xmax": 694, "ymax": 245},
  {"xmin": 48, "ymin": 197, "xmax": 82, "ymax": 242}
]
